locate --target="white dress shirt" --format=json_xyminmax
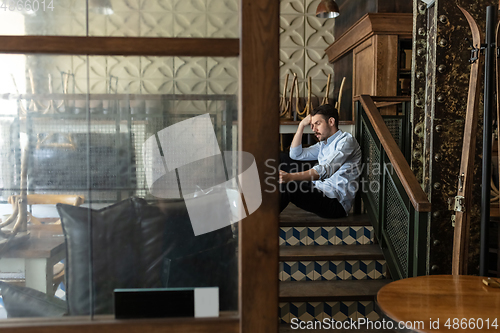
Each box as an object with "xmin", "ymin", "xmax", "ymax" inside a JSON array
[{"xmin": 289, "ymin": 129, "xmax": 362, "ymax": 214}]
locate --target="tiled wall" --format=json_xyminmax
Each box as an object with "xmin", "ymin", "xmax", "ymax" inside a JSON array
[
  {"xmin": 280, "ymin": 0, "xmax": 335, "ymax": 106},
  {"xmin": 280, "ymin": 301, "xmax": 381, "ymax": 323},
  {"xmin": 20, "ymin": 0, "xmax": 334, "ymax": 101}
]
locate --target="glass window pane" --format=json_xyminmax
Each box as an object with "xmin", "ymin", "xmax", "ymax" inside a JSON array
[
  {"xmin": 0, "ymin": 55, "xmax": 239, "ymax": 319},
  {"xmin": 0, "ymin": 0, "xmax": 239, "ymax": 37}
]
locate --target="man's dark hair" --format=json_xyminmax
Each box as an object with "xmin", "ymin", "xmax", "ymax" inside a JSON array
[{"xmin": 310, "ymin": 104, "xmax": 339, "ymax": 127}]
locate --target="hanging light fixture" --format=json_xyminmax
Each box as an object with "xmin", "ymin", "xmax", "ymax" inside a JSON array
[
  {"xmin": 90, "ymin": 0, "xmax": 114, "ymax": 15},
  {"xmin": 316, "ymin": 0, "xmax": 340, "ymax": 18}
]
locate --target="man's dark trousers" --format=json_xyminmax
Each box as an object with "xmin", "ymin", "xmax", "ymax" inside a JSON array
[{"xmin": 279, "ymin": 152, "xmax": 346, "ymax": 218}]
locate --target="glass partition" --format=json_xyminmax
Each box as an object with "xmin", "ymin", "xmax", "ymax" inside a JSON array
[
  {"xmin": 0, "ymin": 54, "xmax": 239, "ymax": 319},
  {"xmin": 0, "ymin": 0, "xmax": 239, "ymax": 38}
]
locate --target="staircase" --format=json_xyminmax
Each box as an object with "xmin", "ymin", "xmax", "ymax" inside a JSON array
[{"xmin": 279, "ymin": 204, "xmax": 393, "ymax": 332}]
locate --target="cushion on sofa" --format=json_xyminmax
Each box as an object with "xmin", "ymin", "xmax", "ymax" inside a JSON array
[
  {"xmin": 57, "ymin": 197, "xmax": 167, "ymax": 315},
  {"xmin": 0, "ymin": 281, "xmax": 67, "ymax": 317},
  {"xmin": 57, "ymin": 196, "xmax": 237, "ymax": 316}
]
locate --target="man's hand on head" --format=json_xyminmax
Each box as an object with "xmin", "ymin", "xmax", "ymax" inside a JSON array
[{"xmin": 299, "ymin": 114, "xmax": 311, "ymax": 129}]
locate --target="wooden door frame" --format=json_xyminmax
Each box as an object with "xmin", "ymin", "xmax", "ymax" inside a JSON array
[{"xmin": 0, "ymin": 1, "xmax": 279, "ymax": 332}]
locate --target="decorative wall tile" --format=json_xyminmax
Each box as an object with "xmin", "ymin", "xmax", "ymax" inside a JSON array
[
  {"xmin": 281, "ymin": 15, "xmax": 305, "ymax": 48},
  {"xmin": 344, "ymin": 260, "xmax": 370, "ymax": 280},
  {"xmin": 305, "ymin": 48, "xmax": 333, "ymax": 78},
  {"xmin": 279, "ymin": 0, "xmax": 335, "ymax": 107},
  {"xmin": 370, "ymin": 260, "xmax": 387, "ymax": 279},
  {"xmin": 357, "ymin": 301, "xmax": 380, "ymax": 321},
  {"xmin": 358, "ymin": 227, "xmax": 374, "ymax": 245},
  {"xmin": 207, "ymin": 13, "xmax": 239, "ymax": 38},
  {"xmin": 207, "ymin": 58, "xmax": 238, "ymax": 80},
  {"xmin": 142, "ymin": 57, "xmax": 175, "ymax": 80},
  {"xmin": 140, "ymin": 0, "xmax": 174, "ymax": 12},
  {"xmin": 112, "ymin": 0, "xmax": 141, "ymax": 11},
  {"xmin": 207, "ymin": 0, "xmax": 238, "ymax": 12},
  {"xmin": 175, "ymin": 57, "xmax": 207, "ymax": 80},
  {"xmin": 173, "ymin": 0, "xmax": 206, "ymax": 12},
  {"xmin": 108, "ymin": 56, "xmax": 141, "ymax": 78},
  {"xmin": 305, "ymin": 15, "xmax": 335, "ymax": 46},
  {"xmin": 304, "ymin": 0, "xmax": 321, "ymax": 15},
  {"xmin": 140, "ymin": 12, "xmax": 175, "ymax": 37},
  {"xmin": 175, "ymin": 79, "xmax": 207, "ymax": 94},
  {"xmin": 323, "ymin": 301, "xmax": 357, "ymax": 321},
  {"xmin": 88, "ymin": 15, "xmax": 107, "ymax": 36},
  {"xmin": 335, "ymin": 227, "xmax": 356, "ymax": 245},
  {"xmin": 280, "ymin": 302, "xmax": 291, "ymax": 324},
  {"xmin": 280, "ymin": 227, "xmax": 308, "ymax": 246},
  {"xmin": 280, "ymin": 0, "xmax": 304, "ymax": 15},
  {"xmin": 174, "ymin": 13, "xmax": 207, "ymax": 37},
  {"xmin": 208, "ymin": 80, "xmax": 238, "ymax": 95},
  {"xmin": 314, "ymin": 260, "xmax": 343, "ymax": 280},
  {"xmin": 289, "ymin": 302, "xmax": 316, "ymax": 322},
  {"xmin": 309, "ymin": 227, "xmax": 336, "ymax": 245},
  {"xmin": 280, "ymin": 49, "xmax": 306, "ymax": 78},
  {"xmin": 142, "ymin": 79, "xmax": 174, "ymax": 94},
  {"xmin": 106, "ymin": 12, "xmax": 141, "ymax": 36},
  {"xmin": 280, "ymin": 301, "xmax": 380, "ymax": 323},
  {"xmin": 283, "ymin": 261, "xmax": 314, "ymax": 281},
  {"xmin": 279, "ymin": 227, "xmax": 289, "ymax": 246}
]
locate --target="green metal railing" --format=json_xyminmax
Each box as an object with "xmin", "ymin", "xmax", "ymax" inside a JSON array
[{"xmin": 355, "ymin": 95, "xmax": 430, "ymax": 280}]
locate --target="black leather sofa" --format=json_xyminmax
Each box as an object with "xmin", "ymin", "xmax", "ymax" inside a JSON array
[{"xmin": 0, "ymin": 197, "xmax": 238, "ymax": 317}]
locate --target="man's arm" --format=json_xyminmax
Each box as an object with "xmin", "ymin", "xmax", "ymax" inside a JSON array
[
  {"xmin": 289, "ymin": 115, "xmax": 320, "ymax": 160},
  {"xmin": 279, "ymin": 169, "xmax": 319, "ymax": 183},
  {"xmin": 290, "ymin": 114, "xmax": 310, "ymax": 148},
  {"xmin": 312, "ymin": 136, "xmax": 361, "ymax": 180}
]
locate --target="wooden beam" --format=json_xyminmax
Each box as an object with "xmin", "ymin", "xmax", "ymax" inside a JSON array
[
  {"xmin": 0, "ymin": 36, "xmax": 239, "ymax": 57},
  {"xmin": 325, "ymin": 13, "xmax": 412, "ymax": 63},
  {"xmin": 359, "ymin": 95, "xmax": 431, "ymax": 212},
  {"xmin": 0, "ymin": 316, "xmax": 239, "ymax": 333},
  {"xmin": 240, "ymin": 0, "xmax": 279, "ymax": 332}
]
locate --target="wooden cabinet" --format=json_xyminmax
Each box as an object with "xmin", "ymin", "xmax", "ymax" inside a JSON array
[{"xmin": 326, "ymin": 13, "xmax": 412, "ymax": 118}]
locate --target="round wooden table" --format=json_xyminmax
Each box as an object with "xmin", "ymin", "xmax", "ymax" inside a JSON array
[{"xmin": 377, "ymin": 275, "xmax": 500, "ymax": 332}]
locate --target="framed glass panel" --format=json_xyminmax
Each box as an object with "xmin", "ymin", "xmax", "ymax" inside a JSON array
[
  {"xmin": 0, "ymin": 0, "xmax": 239, "ymax": 38},
  {"xmin": 0, "ymin": 54, "xmax": 239, "ymax": 319}
]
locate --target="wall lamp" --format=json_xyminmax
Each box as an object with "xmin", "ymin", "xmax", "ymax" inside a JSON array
[{"xmin": 316, "ymin": 0, "xmax": 340, "ymax": 18}]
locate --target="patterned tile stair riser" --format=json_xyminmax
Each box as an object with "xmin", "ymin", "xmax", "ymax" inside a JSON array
[
  {"xmin": 279, "ymin": 226, "xmax": 374, "ymax": 246},
  {"xmin": 279, "ymin": 301, "xmax": 381, "ymax": 324},
  {"xmin": 278, "ymin": 204, "xmax": 390, "ymax": 326},
  {"xmin": 280, "ymin": 260, "xmax": 387, "ymax": 282}
]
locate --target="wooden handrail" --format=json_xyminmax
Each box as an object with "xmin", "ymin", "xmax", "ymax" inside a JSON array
[{"xmin": 358, "ymin": 95, "xmax": 431, "ymax": 212}]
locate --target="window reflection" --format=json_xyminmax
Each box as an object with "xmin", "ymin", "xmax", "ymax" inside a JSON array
[{"xmin": 0, "ymin": 55, "xmax": 239, "ymax": 319}]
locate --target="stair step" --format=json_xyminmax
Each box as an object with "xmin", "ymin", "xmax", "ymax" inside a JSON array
[
  {"xmin": 280, "ymin": 280, "xmax": 391, "ymax": 302},
  {"xmin": 280, "ymin": 244, "xmax": 383, "ymax": 261},
  {"xmin": 280, "ymin": 324, "xmax": 394, "ymax": 333},
  {"xmin": 280, "ymin": 204, "xmax": 371, "ymax": 227}
]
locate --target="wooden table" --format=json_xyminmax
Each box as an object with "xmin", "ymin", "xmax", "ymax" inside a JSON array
[
  {"xmin": 0, "ymin": 224, "xmax": 65, "ymax": 295},
  {"xmin": 377, "ymin": 275, "xmax": 500, "ymax": 332}
]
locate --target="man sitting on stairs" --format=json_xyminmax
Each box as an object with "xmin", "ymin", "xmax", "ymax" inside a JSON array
[{"xmin": 279, "ymin": 104, "xmax": 362, "ymax": 218}]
